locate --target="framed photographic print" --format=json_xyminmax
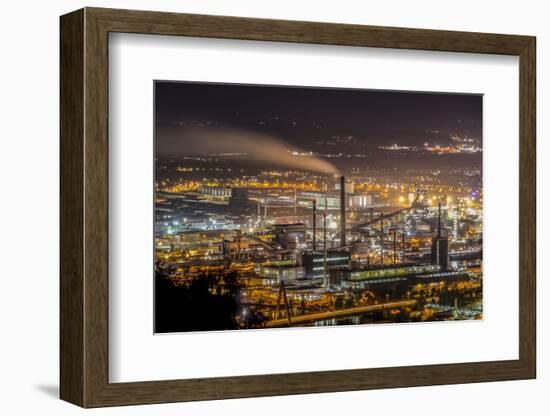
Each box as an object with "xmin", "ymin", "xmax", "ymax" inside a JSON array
[{"xmin": 60, "ymin": 7, "xmax": 536, "ymax": 408}]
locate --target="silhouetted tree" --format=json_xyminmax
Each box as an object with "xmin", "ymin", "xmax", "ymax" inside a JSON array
[{"xmin": 155, "ymin": 268, "xmax": 242, "ymax": 333}]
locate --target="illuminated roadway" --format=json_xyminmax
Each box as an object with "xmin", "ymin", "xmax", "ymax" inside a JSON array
[{"xmin": 265, "ymin": 299, "xmax": 417, "ymax": 328}]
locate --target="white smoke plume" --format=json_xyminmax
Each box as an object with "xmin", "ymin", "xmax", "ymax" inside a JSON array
[{"xmin": 157, "ymin": 125, "xmax": 340, "ymax": 175}]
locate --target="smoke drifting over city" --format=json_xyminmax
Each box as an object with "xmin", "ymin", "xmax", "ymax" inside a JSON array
[{"xmin": 156, "ymin": 125, "xmax": 341, "ymax": 175}]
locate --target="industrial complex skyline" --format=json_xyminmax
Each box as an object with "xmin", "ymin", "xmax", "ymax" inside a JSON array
[{"xmin": 154, "ymin": 81, "xmax": 483, "ymax": 333}]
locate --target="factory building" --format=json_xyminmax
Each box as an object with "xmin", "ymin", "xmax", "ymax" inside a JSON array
[
  {"xmin": 198, "ymin": 186, "xmax": 251, "ymax": 207},
  {"xmin": 297, "ymin": 191, "xmax": 340, "ymax": 210},
  {"xmin": 348, "ymin": 194, "xmax": 373, "ymax": 209},
  {"xmin": 431, "ymin": 235, "xmax": 449, "ymax": 271},
  {"xmin": 272, "ymin": 223, "xmax": 307, "ymax": 249},
  {"xmin": 337, "ymin": 264, "xmax": 440, "ymax": 282},
  {"xmin": 297, "ymin": 191, "xmax": 372, "ymax": 210},
  {"xmin": 335, "ymin": 179, "xmax": 355, "ymax": 194},
  {"xmin": 302, "ymin": 251, "xmax": 351, "ymax": 277},
  {"xmin": 199, "ymin": 186, "xmax": 232, "ymax": 201}
]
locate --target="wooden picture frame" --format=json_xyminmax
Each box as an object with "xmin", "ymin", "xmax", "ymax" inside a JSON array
[{"xmin": 60, "ymin": 7, "xmax": 536, "ymax": 408}]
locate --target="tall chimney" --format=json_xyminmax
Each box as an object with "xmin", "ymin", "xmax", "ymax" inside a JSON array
[
  {"xmin": 323, "ymin": 184, "xmax": 328, "ymax": 284},
  {"xmin": 366, "ymin": 229, "xmax": 370, "ymax": 268},
  {"xmin": 401, "ymin": 229, "xmax": 405, "ymax": 263},
  {"xmin": 437, "ymin": 201, "xmax": 442, "ymax": 238},
  {"xmin": 312, "ymin": 198, "xmax": 317, "ymax": 251},
  {"xmin": 393, "ymin": 228, "xmax": 397, "ymax": 265},
  {"xmin": 264, "ymin": 190, "xmax": 268, "ymax": 220},
  {"xmin": 380, "ymin": 212, "xmax": 384, "ymax": 266},
  {"xmin": 340, "ymin": 176, "xmax": 346, "ymax": 247}
]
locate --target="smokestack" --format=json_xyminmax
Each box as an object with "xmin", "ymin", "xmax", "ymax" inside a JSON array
[
  {"xmin": 402, "ymin": 229, "xmax": 405, "ymax": 263},
  {"xmin": 380, "ymin": 212, "xmax": 384, "ymax": 266},
  {"xmin": 393, "ymin": 228, "xmax": 397, "ymax": 265},
  {"xmin": 323, "ymin": 184, "xmax": 328, "ymax": 285},
  {"xmin": 437, "ymin": 202, "xmax": 442, "ymax": 238},
  {"xmin": 366, "ymin": 229, "xmax": 370, "ymax": 268},
  {"xmin": 340, "ymin": 176, "xmax": 346, "ymax": 247},
  {"xmin": 312, "ymin": 198, "xmax": 317, "ymax": 252},
  {"xmin": 264, "ymin": 190, "xmax": 268, "ymax": 220}
]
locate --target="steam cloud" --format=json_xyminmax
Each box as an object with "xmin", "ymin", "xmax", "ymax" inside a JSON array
[{"xmin": 157, "ymin": 125, "xmax": 340, "ymax": 175}]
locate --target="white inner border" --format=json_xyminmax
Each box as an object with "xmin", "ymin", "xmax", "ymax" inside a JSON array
[{"xmin": 109, "ymin": 33, "xmax": 519, "ymax": 383}]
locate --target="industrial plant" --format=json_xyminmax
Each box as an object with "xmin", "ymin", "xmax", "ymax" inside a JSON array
[{"xmin": 154, "ymin": 81, "xmax": 483, "ymax": 332}]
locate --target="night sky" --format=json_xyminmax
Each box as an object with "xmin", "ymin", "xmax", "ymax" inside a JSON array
[{"xmin": 155, "ymin": 81, "xmax": 482, "ymax": 173}]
